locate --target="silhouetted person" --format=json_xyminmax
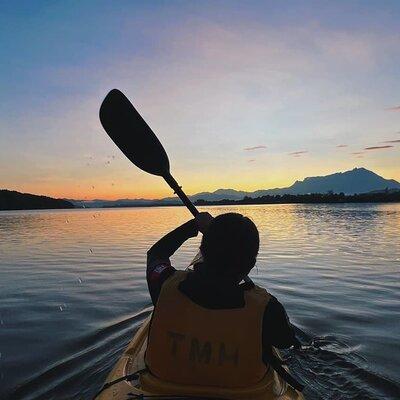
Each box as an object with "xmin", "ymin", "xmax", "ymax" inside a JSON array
[{"xmin": 145, "ymin": 212, "xmax": 302, "ymax": 390}]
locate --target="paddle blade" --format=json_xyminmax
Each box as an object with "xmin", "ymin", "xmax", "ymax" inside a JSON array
[{"xmin": 99, "ymin": 89, "xmax": 170, "ymax": 176}]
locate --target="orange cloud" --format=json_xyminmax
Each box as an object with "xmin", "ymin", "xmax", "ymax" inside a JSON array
[
  {"xmin": 386, "ymin": 106, "xmax": 400, "ymax": 111},
  {"xmin": 244, "ymin": 145, "xmax": 267, "ymax": 151},
  {"xmin": 364, "ymin": 145, "xmax": 394, "ymax": 150}
]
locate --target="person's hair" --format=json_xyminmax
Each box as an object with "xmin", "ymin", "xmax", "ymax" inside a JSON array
[{"xmin": 200, "ymin": 213, "xmax": 259, "ymax": 279}]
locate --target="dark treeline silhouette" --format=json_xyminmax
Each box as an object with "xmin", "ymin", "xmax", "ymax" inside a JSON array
[
  {"xmin": 0, "ymin": 190, "xmax": 74, "ymax": 211},
  {"xmin": 195, "ymin": 190, "xmax": 400, "ymax": 206}
]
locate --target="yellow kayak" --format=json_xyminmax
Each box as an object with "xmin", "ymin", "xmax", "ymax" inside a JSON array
[{"xmin": 95, "ymin": 314, "xmax": 305, "ymax": 400}]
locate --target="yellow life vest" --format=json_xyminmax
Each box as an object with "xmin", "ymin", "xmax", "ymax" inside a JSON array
[{"xmin": 145, "ymin": 270, "xmax": 271, "ymax": 388}]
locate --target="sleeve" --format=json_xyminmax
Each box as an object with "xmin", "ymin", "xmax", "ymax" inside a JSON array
[
  {"xmin": 146, "ymin": 259, "xmax": 176, "ymax": 305},
  {"xmin": 147, "ymin": 219, "xmax": 198, "ymax": 266},
  {"xmin": 262, "ymin": 296, "xmax": 301, "ymax": 350},
  {"xmin": 146, "ymin": 219, "xmax": 198, "ymax": 305}
]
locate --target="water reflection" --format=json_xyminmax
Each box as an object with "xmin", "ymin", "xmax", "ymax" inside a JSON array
[{"xmin": 0, "ymin": 204, "xmax": 399, "ymax": 399}]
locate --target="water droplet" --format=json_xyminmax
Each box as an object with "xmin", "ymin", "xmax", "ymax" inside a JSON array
[
  {"xmin": 92, "ymin": 214, "xmax": 96, "ymax": 218},
  {"xmin": 111, "ymin": 183, "xmax": 115, "ymax": 186},
  {"xmin": 0, "ymin": 319, "xmax": 3, "ymax": 326},
  {"xmin": 77, "ymin": 277, "xmax": 82, "ymax": 284},
  {"xmin": 89, "ymin": 248, "xmax": 93, "ymax": 253},
  {"xmin": 91, "ymin": 185, "xmax": 95, "ymax": 190},
  {"xmin": 59, "ymin": 306, "xmax": 63, "ymax": 311},
  {"xmin": 65, "ymin": 220, "xmax": 69, "ymax": 224}
]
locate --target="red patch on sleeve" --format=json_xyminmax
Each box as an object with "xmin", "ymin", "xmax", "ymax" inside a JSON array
[{"xmin": 150, "ymin": 264, "xmax": 171, "ymax": 282}]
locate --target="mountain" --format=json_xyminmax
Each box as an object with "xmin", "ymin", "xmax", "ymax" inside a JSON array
[
  {"xmin": 0, "ymin": 190, "xmax": 75, "ymax": 211},
  {"xmin": 268, "ymin": 167, "xmax": 400, "ymax": 195},
  {"xmin": 70, "ymin": 167, "xmax": 400, "ymax": 207},
  {"xmin": 176, "ymin": 168, "xmax": 400, "ymax": 201}
]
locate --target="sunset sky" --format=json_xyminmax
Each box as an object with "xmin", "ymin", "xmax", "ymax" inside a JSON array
[{"xmin": 1, "ymin": 1, "xmax": 399, "ymax": 200}]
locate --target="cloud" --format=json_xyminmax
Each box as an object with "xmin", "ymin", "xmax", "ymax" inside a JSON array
[
  {"xmin": 247, "ymin": 159, "xmax": 255, "ymax": 162},
  {"xmin": 288, "ymin": 151, "xmax": 308, "ymax": 156},
  {"xmin": 382, "ymin": 139, "xmax": 400, "ymax": 143},
  {"xmin": 244, "ymin": 145, "xmax": 267, "ymax": 151},
  {"xmin": 352, "ymin": 152, "xmax": 364, "ymax": 155},
  {"xmin": 364, "ymin": 145, "xmax": 394, "ymax": 150},
  {"xmin": 386, "ymin": 106, "xmax": 400, "ymax": 111},
  {"xmin": 336, "ymin": 144, "xmax": 348, "ymax": 148}
]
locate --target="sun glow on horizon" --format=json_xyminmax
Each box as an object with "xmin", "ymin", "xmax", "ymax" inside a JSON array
[{"xmin": 6, "ymin": 163, "xmax": 399, "ymax": 201}]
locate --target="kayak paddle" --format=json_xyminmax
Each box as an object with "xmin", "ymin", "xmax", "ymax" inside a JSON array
[{"xmin": 99, "ymin": 89, "xmax": 198, "ymax": 216}]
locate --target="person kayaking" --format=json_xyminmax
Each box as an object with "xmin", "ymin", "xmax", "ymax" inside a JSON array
[
  {"xmin": 145, "ymin": 211, "xmax": 303, "ymax": 391},
  {"xmin": 96, "ymin": 90, "xmax": 303, "ymax": 399}
]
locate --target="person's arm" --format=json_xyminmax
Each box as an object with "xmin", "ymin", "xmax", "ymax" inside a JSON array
[
  {"xmin": 147, "ymin": 219, "xmax": 198, "ymax": 268},
  {"xmin": 262, "ymin": 297, "xmax": 301, "ymax": 350},
  {"xmin": 146, "ymin": 212, "xmax": 213, "ymax": 304},
  {"xmin": 262, "ymin": 298, "xmax": 305, "ymax": 392}
]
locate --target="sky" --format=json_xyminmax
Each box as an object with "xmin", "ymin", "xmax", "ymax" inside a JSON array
[{"xmin": 1, "ymin": 0, "xmax": 399, "ymax": 200}]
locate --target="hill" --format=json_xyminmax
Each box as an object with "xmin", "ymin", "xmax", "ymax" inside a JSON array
[
  {"xmin": 0, "ymin": 190, "xmax": 75, "ymax": 211},
  {"xmin": 269, "ymin": 167, "xmax": 400, "ymax": 195}
]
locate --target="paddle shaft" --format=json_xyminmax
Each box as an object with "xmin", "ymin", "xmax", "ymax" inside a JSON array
[{"xmin": 164, "ymin": 173, "xmax": 199, "ymax": 217}]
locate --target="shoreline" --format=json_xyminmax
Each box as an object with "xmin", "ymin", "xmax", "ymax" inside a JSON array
[{"xmin": 1, "ymin": 199, "xmax": 399, "ymax": 212}]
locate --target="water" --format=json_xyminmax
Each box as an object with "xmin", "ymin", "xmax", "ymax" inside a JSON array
[{"xmin": 0, "ymin": 204, "xmax": 399, "ymax": 400}]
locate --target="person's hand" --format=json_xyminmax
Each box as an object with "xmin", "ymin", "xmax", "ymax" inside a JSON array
[{"xmin": 195, "ymin": 212, "xmax": 214, "ymax": 234}]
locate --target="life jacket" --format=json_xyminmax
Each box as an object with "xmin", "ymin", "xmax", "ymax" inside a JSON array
[{"xmin": 145, "ymin": 270, "xmax": 271, "ymax": 388}]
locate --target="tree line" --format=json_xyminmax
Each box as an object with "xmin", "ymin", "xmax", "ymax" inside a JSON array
[{"xmin": 195, "ymin": 191, "xmax": 400, "ymax": 206}]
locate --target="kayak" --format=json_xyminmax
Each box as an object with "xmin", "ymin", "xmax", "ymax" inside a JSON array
[{"xmin": 95, "ymin": 314, "xmax": 305, "ymax": 400}]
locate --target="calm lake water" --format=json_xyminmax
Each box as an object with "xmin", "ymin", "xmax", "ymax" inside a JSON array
[{"xmin": 0, "ymin": 204, "xmax": 399, "ymax": 400}]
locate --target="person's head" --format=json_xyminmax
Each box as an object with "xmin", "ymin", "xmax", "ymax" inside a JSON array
[{"xmin": 200, "ymin": 213, "xmax": 259, "ymax": 282}]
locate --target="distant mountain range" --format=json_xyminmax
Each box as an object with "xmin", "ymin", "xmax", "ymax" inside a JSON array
[
  {"xmin": 1, "ymin": 168, "xmax": 399, "ymax": 211},
  {"xmin": 70, "ymin": 167, "xmax": 400, "ymax": 208}
]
